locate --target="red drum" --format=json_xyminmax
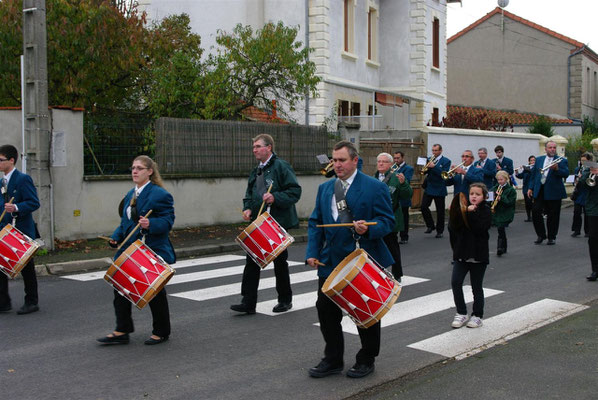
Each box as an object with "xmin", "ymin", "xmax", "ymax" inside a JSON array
[
  {"xmin": 235, "ymin": 211, "xmax": 294, "ymax": 269},
  {"xmin": 104, "ymin": 240, "xmax": 175, "ymax": 309},
  {"xmin": 0, "ymin": 224, "xmax": 40, "ymax": 279},
  {"xmin": 322, "ymin": 249, "xmax": 401, "ymax": 329}
]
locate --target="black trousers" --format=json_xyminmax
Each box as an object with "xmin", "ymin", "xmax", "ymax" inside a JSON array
[
  {"xmin": 523, "ymin": 191, "xmax": 533, "ymax": 219},
  {"xmin": 532, "ymin": 187, "xmax": 562, "ymax": 240},
  {"xmin": 240, "ymin": 250, "xmax": 291, "ymax": 307},
  {"xmin": 571, "ymin": 204, "xmax": 589, "ymax": 234},
  {"xmin": 383, "ymin": 232, "xmax": 402, "ymax": 278},
  {"xmin": 451, "ymin": 261, "xmax": 488, "ymax": 318},
  {"xmin": 0, "ymin": 258, "xmax": 38, "ymax": 307},
  {"xmin": 113, "ymin": 288, "xmax": 171, "ymax": 338},
  {"xmin": 421, "ymin": 193, "xmax": 445, "ymax": 234},
  {"xmin": 588, "ymin": 216, "xmax": 598, "ymax": 273},
  {"xmin": 497, "ymin": 226, "xmax": 507, "ymax": 250},
  {"xmin": 399, "ymin": 205, "xmax": 410, "ymax": 241},
  {"xmin": 316, "ymin": 277, "xmax": 380, "ymax": 366}
]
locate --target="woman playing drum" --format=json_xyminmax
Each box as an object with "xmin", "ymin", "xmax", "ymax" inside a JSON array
[{"xmin": 97, "ymin": 156, "xmax": 175, "ymax": 346}]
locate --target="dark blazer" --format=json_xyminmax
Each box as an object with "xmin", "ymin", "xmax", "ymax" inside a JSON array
[
  {"xmin": 306, "ymin": 171, "xmax": 395, "ymax": 278},
  {"xmin": 529, "ymin": 156, "xmax": 569, "ymax": 200},
  {"xmin": 0, "ymin": 169, "xmax": 40, "ymax": 239},
  {"xmin": 494, "ymin": 157, "xmax": 514, "ymax": 176},
  {"xmin": 573, "ymin": 166, "xmax": 588, "ymax": 206},
  {"xmin": 397, "ymin": 163, "xmax": 414, "ymax": 207},
  {"xmin": 424, "ymin": 156, "xmax": 451, "ymax": 197},
  {"xmin": 111, "ymin": 183, "xmax": 176, "ymax": 264},
  {"xmin": 515, "ymin": 166, "xmax": 533, "ymax": 193},
  {"xmin": 473, "ymin": 158, "xmax": 496, "ymax": 189},
  {"xmin": 445, "ymin": 165, "xmax": 484, "ymax": 195},
  {"xmin": 451, "ymin": 202, "xmax": 491, "ymax": 264}
]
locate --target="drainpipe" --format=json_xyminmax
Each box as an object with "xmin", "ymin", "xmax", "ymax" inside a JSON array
[
  {"xmin": 305, "ymin": 0, "xmax": 310, "ymax": 126},
  {"xmin": 567, "ymin": 45, "xmax": 585, "ymax": 120}
]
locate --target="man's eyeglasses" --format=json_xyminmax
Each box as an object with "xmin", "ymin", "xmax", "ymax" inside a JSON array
[
  {"xmin": 253, "ymin": 145, "xmax": 268, "ymax": 149},
  {"xmin": 129, "ymin": 166, "xmax": 149, "ymax": 171}
]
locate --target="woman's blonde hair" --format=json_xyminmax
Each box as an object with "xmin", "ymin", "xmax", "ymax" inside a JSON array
[
  {"xmin": 134, "ymin": 155, "xmax": 164, "ymax": 188},
  {"xmin": 495, "ymin": 170, "xmax": 510, "ymax": 182}
]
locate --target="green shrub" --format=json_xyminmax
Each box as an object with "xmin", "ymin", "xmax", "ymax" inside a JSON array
[{"xmin": 527, "ymin": 116, "xmax": 554, "ymax": 136}]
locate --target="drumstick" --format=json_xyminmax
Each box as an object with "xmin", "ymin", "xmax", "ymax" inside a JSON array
[
  {"xmin": 116, "ymin": 210, "xmax": 153, "ymax": 250},
  {"xmin": 314, "ymin": 260, "xmax": 326, "ymax": 267},
  {"xmin": 97, "ymin": 235, "xmax": 113, "ymax": 242},
  {"xmin": 316, "ymin": 222, "xmax": 378, "ymax": 228},
  {"xmin": 0, "ymin": 197, "xmax": 15, "ymax": 221},
  {"xmin": 257, "ymin": 183, "xmax": 273, "ymax": 216}
]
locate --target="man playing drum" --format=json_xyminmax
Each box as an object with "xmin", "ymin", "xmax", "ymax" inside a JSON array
[
  {"xmin": 0, "ymin": 145, "xmax": 40, "ymax": 314},
  {"xmin": 230, "ymin": 134, "xmax": 301, "ymax": 314},
  {"xmin": 306, "ymin": 141, "xmax": 395, "ymax": 379}
]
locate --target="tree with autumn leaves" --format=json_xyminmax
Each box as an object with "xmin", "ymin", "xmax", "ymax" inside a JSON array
[{"xmin": 0, "ymin": 0, "xmax": 320, "ymax": 121}]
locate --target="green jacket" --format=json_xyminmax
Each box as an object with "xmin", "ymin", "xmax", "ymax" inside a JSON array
[
  {"xmin": 581, "ymin": 170, "xmax": 598, "ymax": 216},
  {"xmin": 374, "ymin": 170, "xmax": 413, "ymax": 232},
  {"xmin": 491, "ymin": 184, "xmax": 516, "ymax": 227},
  {"xmin": 243, "ymin": 153, "xmax": 301, "ymax": 229}
]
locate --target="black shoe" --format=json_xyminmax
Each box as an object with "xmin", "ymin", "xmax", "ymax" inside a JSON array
[
  {"xmin": 571, "ymin": 232, "xmax": 581, "ymax": 237},
  {"xmin": 399, "ymin": 239, "xmax": 408, "ymax": 245},
  {"xmin": 524, "ymin": 218, "xmax": 532, "ymax": 222},
  {"xmin": 144, "ymin": 336, "xmax": 168, "ymax": 345},
  {"xmin": 230, "ymin": 303, "xmax": 256, "ymax": 314},
  {"xmin": 346, "ymin": 363, "xmax": 375, "ymax": 378},
  {"xmin": 585, "ymin": 233, "xmax": 589, "ymax": 238},
  {"xmin": 546, "ymin": 239, "xmax": 556, "ymax": 245},
  {"xmin": 272, "ymin": 302, "xmax": 292, "ymax": 313},
  {"xmin": 97, "ymin": 333, "xmax": 130, "ymax": 345},
  {"xmin": 396, "ymin": 276, "xmax": 402, "ymax": 283},
  {"xmin": 308, "ymin": 360, "xmax": 343, "ymax": 378},
  {"xmin": 0, "ymin": 305, "xmax": 12, "ymax": 313},
  {"xmin": 424, "ymin": 228, "xmax": 434, "ymax": 234},
  {"xmin": 497, "ymin": 248, "xmax": 504, "ymax": 256},
  {"xmin": 435, "ymin": 233, "xmax": 443, "ymax": 238},
  {"xmin": 587, "ymin": 272, "xmax": 598, "ymax": 281},
  {"xmin": 16, "ymin": 304, "xmax": 39, "ymax": 315},
  {"xmin": 534, "ymin": 237, "xmax": 545, "ymax": 245}
]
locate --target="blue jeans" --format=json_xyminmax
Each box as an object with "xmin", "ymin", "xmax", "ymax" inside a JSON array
[{"xmin": 451, "ymin": 260, "xmax": 487, "ymax": 318}]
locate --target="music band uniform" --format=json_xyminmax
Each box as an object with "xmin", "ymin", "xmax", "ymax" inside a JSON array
[
  {"xmin": 395, "ymin": 159, "xmax": 414, "ymax": 243},
  {"xmin": 473, "ymin": 155, "xmax": 496, "ymax": 190},
  {"xmin": 571, "ymin": 164, "xmax": 590, "ymax": 236},
  {"xmin": 515, "ymin": 160, "xmax": 534, "ymax": 221},
  {"xmin": 580, "ymin": 168, "xmax": 598, "ymax": 281},
  {"xmin": 0, "ymin": 146, "xmax": 41, "ymax": 314},
  {"xmin": 491, "ymin": 177, "xmax": 516, "ymax": 255},
  {"xmin": 421, "ymin": 153, "xmax": 451, "ymax": 237}
]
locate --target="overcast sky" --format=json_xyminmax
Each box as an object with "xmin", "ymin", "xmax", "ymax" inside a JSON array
[{"xmin": 447, "ymin": 0, "xmax": 598, "ymax": 49}]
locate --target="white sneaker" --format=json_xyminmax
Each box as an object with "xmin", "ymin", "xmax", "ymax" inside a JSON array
[
  {"xmin": 467, "ymin": 316, "xmax": 483, "ymax": 328},
  {"xmin": 451, "ymin": 313, "xmax": 469, "ymax": 328}
]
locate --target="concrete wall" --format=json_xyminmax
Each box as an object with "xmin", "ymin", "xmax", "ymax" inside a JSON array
[
  {"xmin": 511, "ymin": 124, "xmax": 582, "ymax": 139},
  {"xmin": 448, "ymin": 13, "xmax": 573, "ymax": 117}
]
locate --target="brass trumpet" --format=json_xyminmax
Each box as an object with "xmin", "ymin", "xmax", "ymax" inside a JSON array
[
  {"xmin": 540, "ymin": 156, "xmax": 564, "ymax": 173},
  {"xmin": 587, "ymin": 173, "xmax": 597, "ymax": 187},
  {"xmin": 491, "ymin": 185, "xmax": 504, "ymax": 213},
  {"xmin": 420, "ymin": 155, "xmax": 438, "ymax": 175},
  {"xmin": 320, "ymin": 160, "xmax": 334, "ymax": 177},
  {"xmin": 441, "ymin": 162, "xmax": 466, "ymax": 180}
]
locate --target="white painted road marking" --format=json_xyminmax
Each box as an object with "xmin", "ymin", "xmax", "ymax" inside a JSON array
[{"xmin": 407, "ymin": 299, "xmax": 588, "ymax": 359}]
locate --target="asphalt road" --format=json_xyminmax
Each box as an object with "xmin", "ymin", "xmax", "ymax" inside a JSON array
[{"xmin": 1, "ymin": 210, "xmax": 596, "ymax": 400}]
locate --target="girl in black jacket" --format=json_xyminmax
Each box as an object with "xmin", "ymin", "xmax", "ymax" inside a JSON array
[{"xmin": 449, "ymin": 183, "xmax": 492, "ymax": 329}]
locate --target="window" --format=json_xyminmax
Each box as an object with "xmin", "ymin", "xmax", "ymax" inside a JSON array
[
  {"xmin": 432, "ymin": 107, "xmax": 439, "ymax": 126},
  {"xmin": 351, "ymin": 102, "xmax": 361, "ymax": 117},
  {"xmin": 344, "ymin": 0, "xmax": 355, "ymax": 53},
  {"xmin": 367, "ymin": 7, "xmax": 378, "ymax": 61},
  {"xmin": 338, "ymin": 100, "xmax": 350, "ymax": 117},
  {"xmin": 432, "ymin": 18, "xmax": 440, "ymax": 69},
  {"xmin": 368, "ymin": 105, "xmax": 377, "ymax": 116},
  {"xmin": 594, "ymin": 71, "xmax": 597, "ymax": 108}
]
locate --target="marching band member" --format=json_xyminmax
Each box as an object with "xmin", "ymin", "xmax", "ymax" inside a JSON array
[
  {"xmin": 98, "ymin": 156, "xmax": 175, "ymax": 345},
  {"xmin": 493, "ymin": 145, "xmax": 514, "ymax": 180},
  {"xmin": 474, "ymin": 147, "xmax": 497, "ymax": 189},
  {"xmin": 579, "ymin": 165, "xmax": 598, "ymax": 281},
  {"xmin": 449, "ymin": 183, "xmax": 492, "ymax": 329},
  {"xmin": 0, "ymin": 145, "xmax": 40, "ymax": 314},
  {"xmin": 444, "ymin": 150, "xmax": 484, "ymax": 195},
  {"xmin": 491, "ymin": 171, "xmax": 517, "ymax": 256},
  {"xmin": 571, "ymin": 153, "xmax": 593, "ymax": 237},
  {"xmin": 306, "ymin": 141, "xmax": 394, "ymax": 379},
  {"xmin": 393, "ymin": 151, "xmax": 414, "ymax": 244},
  {"xmin": 421, "ymin": 144, "xmax": 451, "ymax": 238},
  {"xmin": 374, "ymin": 152, "xmax": 413, "ymax": 281},
  {"xmin": 528, "ymin": 141, "xmax": 569, "ymax": 245},
  {"xmin": 230, "ymin": 134, "xmax": 301, "ymax": 314},
  {"xmin": 515, "ymin": 155, "xmax": 536, "ymax": 222}
]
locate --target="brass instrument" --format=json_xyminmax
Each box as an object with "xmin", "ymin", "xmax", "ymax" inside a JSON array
[
  {"xmin": 540, "ymin": 156, "xmax": 564, "ymax": 173},
  {"xmin": 516, "ymin": 164, "xmax": 532, "ymax": 174},
  {"xmin": 491, "ymin": 185, "xmax": 504, "ymax": 213},
  {"xmin": 320, "ymin": 160, "xmax": 334, "ymax": 177},
  {"xmin": 587, "ymin": 173, "xmax": 597, "ymax": 187},
  {"xmin": 420, "ymin": 155, "xmax": 437, "ymax": 175},
  {"xmin": 441, "ymin": 162, "xmax": 466, "ymax": 180},
  {"xmin": 389, "ymin": 163, "xmax": 400, "ymax": 174}
]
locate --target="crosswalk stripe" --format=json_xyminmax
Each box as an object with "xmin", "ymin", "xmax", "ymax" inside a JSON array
[
  {"xmin": 322, "ymin": 286, "xmax": 504, "ymax": 335},
  {"xmin": 256, "ymin": 276, "xmax": 430, "ymax": 316},
  {"xmin": 407, "ymin": 298, "xmax": 588, "ymax": 360},
  {"xmin": 170, "ymin": 261, "xmax": 303, "ymax": 285},
  {"xmin": 170, "ymin": 271, "xmax": 317, "ymax": 302}
]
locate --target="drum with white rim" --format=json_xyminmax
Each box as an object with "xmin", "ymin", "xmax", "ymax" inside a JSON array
[{"xmin": 0, "ymin": 224, "xmax": 40, "ymax": 279}]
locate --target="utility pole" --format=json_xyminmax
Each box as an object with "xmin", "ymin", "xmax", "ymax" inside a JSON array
[{"xmin": 22, "ymin": 0, "xmax": 53, "ymax": 250}]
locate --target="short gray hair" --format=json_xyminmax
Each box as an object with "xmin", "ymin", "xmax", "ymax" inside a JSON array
[{"xmin": 376, "ymin": 152, "xmax": 393, "ymax": 162}]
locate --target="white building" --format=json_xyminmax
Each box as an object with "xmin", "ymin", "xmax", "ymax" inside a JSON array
[{"xmin": 139, "ymin": 0, "xmax": 450, "ymax": 130}]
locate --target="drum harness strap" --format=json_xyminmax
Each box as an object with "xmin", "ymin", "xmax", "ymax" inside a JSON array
[{"xmin": 334, "ymin": 179, "xmax": 361, "ymax": 248}]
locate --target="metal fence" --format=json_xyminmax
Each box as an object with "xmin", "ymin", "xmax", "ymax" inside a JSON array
[
  {"xmin": 155, "ymin": 118, "xmax": 329, "ymax": 176},
  {"xmin": 84, "ymin": 112, "xmax": 155, "ymax": 175}
]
